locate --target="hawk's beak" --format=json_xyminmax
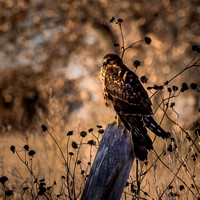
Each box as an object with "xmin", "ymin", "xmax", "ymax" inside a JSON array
[{"xmin": 103, "ymin": 59, "xmax": 108, "ymax": 66}]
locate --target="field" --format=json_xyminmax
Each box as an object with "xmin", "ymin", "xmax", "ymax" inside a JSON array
[{"xmin": 0, "ymin": 0, "xmax": 200, "ymax": 199}]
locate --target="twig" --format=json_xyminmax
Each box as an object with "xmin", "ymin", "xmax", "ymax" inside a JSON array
[
  {"xmin": 119, "ymin": 23, "xmax": 125, "ymax": 59},
  {"xmin": 47, "ymin": 130, "xmax": 73, "ymax": 178},
  {"xmin": 153, "ymin": 150, "xmax": 196, "ymax": 199},
  {"xmin": 136, "ymin": 159, "xmax": 140, "ymax": 196},
  {"xmin": 73, "ymin": 137, "xmax": 83, "ymax": 200},
  {"xmin": 166, "ymin": 54, "xmax": 199, "ymax": 84},
  {"xmin": 15, "ymin": 151, "xmax": 49, "ymax": 199}
]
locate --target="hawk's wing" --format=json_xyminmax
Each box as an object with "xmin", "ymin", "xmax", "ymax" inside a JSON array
[{"xmin": 104, "ymin": 66, "xmax": 153, "ymax": 116}]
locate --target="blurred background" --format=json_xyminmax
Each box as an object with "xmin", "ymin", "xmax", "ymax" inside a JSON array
[
  {"xmin": 0, "ymin": 0, "xmax": 200, "ymax": 198},
  {"xmin": 0, "ymin": 0, "xmax": 199, "ymax": 134}
]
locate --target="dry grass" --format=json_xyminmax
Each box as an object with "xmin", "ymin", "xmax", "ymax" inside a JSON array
[
  {"xmin": 0, "ymin": 1, "xmax": 200, "ymax": 199},
  {"xmin": 1, "ymin": 116, "xmax": 200, "ymax": 199}
]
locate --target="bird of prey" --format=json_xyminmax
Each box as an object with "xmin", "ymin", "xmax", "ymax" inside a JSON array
[{"xmin": 100, "ymin": 54, "xmax": 170, "ymax": 161}]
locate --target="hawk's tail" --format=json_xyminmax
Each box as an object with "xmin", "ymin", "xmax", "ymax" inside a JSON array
[
  {"xmin": 118, "ymin": 113, "xmax": 153, "ymax": 161},
  {"xmin": 144, "ymin": 116, "xmax": 170, "ymax": 139},
  {"xmin": 118, "ymin": 113, "xmax": 170, "ymax": 161},
  {"xmin": 131, "ymin": 128, "xmax": 153, "ymax": 161}
]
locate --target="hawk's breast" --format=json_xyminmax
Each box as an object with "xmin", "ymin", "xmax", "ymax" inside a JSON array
[{"xmin": 100, "ymin": 65, "xmax": 113, "ymax": 107}]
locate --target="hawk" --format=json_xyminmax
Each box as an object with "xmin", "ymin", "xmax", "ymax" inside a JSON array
[{"xmin": 100, "ymin": 54, "xmax": 170, "ymax": 161}]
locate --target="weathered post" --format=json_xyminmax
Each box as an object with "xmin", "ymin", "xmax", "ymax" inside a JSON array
[{"xmin": 81, "ymin": 123, "xmax": 135, "ymax": 200}]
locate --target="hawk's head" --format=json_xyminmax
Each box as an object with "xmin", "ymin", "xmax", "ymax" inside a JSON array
[{"xmin": 102, "ymin": 54, "xmax": 123, "ymax": 67}]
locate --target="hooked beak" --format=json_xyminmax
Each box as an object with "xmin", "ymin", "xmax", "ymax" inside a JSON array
[{"xmin": 103, "ymin": 59, "xmax": 108, "ymax": 66}]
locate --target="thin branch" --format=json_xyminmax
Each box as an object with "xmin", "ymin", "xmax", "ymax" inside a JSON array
[
  {"xmin": 124, "ymin": 40, "xmax": 143, "ymax": 51},
  {"xmin": 73, "ymin": 137, "xmax": 83, "ymax": 200},
  {"xmin": 119, "ymin": 23, "xmax": 125, "ymax": 59},
  {"xmin": 167, "ymin": 54, "xmax": 199, "ymax": 84},
  {"xmin": 153, "ymin": 150, "xmax": 196, "ymax": 199},
  {"xmin": 47, "ymin": 130, "xmax": 73, "ymax": 178},
  {"xmin": 136, "ymin": 159, "xmax": 140, "ymax": 196}
]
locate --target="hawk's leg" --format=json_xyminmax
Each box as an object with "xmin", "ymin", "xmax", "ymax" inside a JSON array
[{"xmin": 109, "ymin": 116, "xmax": 121, "ymax": 127}]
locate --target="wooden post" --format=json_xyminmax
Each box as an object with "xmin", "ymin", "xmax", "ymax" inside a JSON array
[{"xmin": 81, "ymin": 123, "xmax": 135, "ymax": 200}]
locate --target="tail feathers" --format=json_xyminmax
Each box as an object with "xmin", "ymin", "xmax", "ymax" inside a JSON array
[
  {"xmin": 131, "ymin": 128, "xmax": 153, "ymax": 161},
  {"xmin": 134, "ymin": 145, "xmax": 148, "ymax": 161},
  {"xmin": 144, "ymin": 116, "xmax": 170, "ymax": 139},
  {"xmin": 117, "ymin": 113, "xmax": 170, "ymax": 161}
]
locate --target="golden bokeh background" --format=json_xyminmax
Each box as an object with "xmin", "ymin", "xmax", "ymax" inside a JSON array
[{"xmin": 0, "ymin": 0, "xmax": 199, "ymax": 199}]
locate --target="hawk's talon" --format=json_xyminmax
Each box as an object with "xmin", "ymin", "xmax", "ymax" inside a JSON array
[{"xmin": 109, "ymin": 116, "xmax": 121, "ymax": 128}]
